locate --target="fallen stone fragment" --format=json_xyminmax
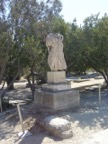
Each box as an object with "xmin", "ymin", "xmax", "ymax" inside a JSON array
[{"xmin": 40, "ymin": 115, "xmax": 73, "ymax": 139}]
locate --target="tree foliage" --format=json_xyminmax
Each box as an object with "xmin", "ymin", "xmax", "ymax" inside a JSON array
[
  {"xmin": 0, "ymin": 0, "xmax": 62, "ymax": 96},
  {"xmin": 1, "ymin": 0, "xmax": 108, "ymax": 93},
  {"xmin": 83, "ymin": 14, "xmax": 108, "ymax": 85}
]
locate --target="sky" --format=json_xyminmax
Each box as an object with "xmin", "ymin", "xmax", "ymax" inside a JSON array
[{"xmin": 60, "ymin": 0, "xmax": 108, "ymax": 25}]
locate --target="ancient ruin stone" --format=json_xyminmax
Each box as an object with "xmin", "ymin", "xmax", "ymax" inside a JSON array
[{"xmin": 40, "ymin": 115, "xmax": 73, "ymax": 139}]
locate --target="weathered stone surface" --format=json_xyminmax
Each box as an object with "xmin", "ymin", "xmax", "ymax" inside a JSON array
[
  {"xmin": 41, "ymin": 116, "xmax": 73, "ymax": 139},
  {"xmin": 59, "ymin": 130, "xmax": 73, "ymax": 139},
  {"xmin": 42, "ymin": 83, "xmax": 71, "ymax": 92},
  {"xmin": 35, "ymin": 89, "xmax": 80, "ymax": 110},
  {"xmin": 46, "ymin": 33, "xmax": 67, "ymax": 71},
  {"xmin": 47, "ymin": 71, "xmax": 66, "ymax": 83}
]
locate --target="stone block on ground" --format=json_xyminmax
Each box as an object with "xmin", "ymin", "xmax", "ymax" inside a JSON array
[
  {"xmin": 40, "ymin": 115, "xmax": 73, "ymax": 139},
  {"xmin": 18, "ymin": 130, "xmax": 32, "ymax": 138}
]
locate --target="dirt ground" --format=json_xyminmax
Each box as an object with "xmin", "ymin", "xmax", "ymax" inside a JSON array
[{"xmin": 0, "ymin": 79, "xmax": 108, "ymax": 144}]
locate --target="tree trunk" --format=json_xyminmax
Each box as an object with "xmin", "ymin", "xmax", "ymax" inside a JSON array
[
  {"xmin": 6, "ymin": 77, "xmax": 14, "ymax": 90},
  {"xmin": 26, "ymin": 70, "xmax": 35, "ymax": 100},
  {"xmin": 31, "ymin": 71, "xmax": 35, "ymax": 99},
  {"xmin": 94, "ymin": 69, "xmax": 108, "ymax": 88}
]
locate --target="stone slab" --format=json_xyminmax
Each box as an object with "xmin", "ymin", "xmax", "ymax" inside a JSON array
[
  {"xmin": 47, "ymin": 71, "xmax": 66, "ymax": 83},
  {"xmin": 18, "ymin": 130, "xmax": 32, "ymax": 138},
  {"xmin": 42, "ymin": 83, "xmax": 71, "ymax": 92},
  {"xmin": 35, "ymin": 89, "xmax": 80, "ymax": 110},
  {"xmin": 41, "ymin": 115, "xmax": 73, "ymax": 139}
]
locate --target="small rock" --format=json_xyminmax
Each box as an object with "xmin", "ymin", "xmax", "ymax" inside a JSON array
[{"xmin": 40, "ymin": 115, "xmax": 73, "ymax": 139}]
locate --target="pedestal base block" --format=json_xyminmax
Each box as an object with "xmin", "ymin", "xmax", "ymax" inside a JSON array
[
  {"xmin": 47, "ymin": 71, "xmax": 66, "ymax": 83},
  {"xmin": 35, "ymin": 88, "xmax": 80, "ymax": 111}
]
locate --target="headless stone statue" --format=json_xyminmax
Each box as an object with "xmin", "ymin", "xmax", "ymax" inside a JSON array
[{"xmin": 46, "ymin": 33, "xmax": 67, "ymax": 71}]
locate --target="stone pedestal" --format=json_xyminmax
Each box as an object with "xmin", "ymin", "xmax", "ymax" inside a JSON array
[
  {"xmin": 34, "ymin": 71, "xmax": 80, "ymax": 111},
  {"xmin": 47, "ymin": 71, "xmax": 66, "ymax": 83}
]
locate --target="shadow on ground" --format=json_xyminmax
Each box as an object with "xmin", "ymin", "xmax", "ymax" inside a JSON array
[{"xmin": 1, "ymin": 89, "xmax": 108, "ymax": 144}]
